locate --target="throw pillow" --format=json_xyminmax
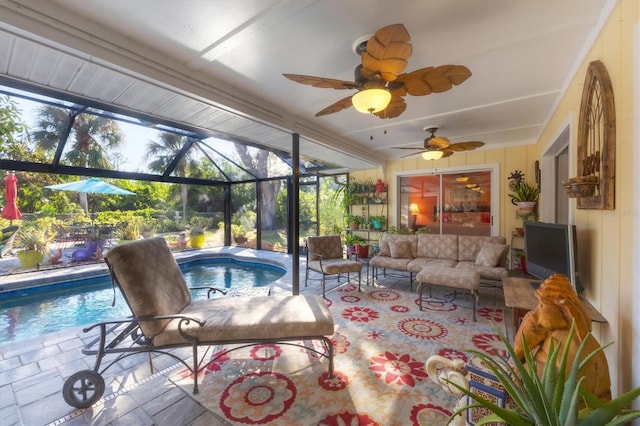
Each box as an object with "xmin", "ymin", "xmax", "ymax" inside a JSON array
[
  {"xmin": 389, "ymin": 240, "xmax": 413, "ymax": 259},
  {"xmin": 475, "ymin": 243, "xmax": 508, "ymax": 267}
]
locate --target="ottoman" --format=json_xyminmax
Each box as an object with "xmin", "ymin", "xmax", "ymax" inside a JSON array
[{"xmin": 416, "ymin": 266, "xmax": 480, "ymax": 321}]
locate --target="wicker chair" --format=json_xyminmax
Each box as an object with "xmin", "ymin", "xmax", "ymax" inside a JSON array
[{"xmin": 305, "ymin": 235, "xmax": 362, "ymax": 297}]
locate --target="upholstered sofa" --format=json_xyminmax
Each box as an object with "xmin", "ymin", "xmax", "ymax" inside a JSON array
[{"xmin": 369, "ymin": 233, "xmax": 509, "ymax": 289}]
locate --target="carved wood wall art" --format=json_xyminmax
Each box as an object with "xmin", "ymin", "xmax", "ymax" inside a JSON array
[{"xmin": 574, "ymin": 60, "xmax": 615, "ymax": 209}]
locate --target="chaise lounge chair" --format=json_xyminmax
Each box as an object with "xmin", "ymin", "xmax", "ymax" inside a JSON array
[{"xmin": 62, "ymin": 237, "xmax": 335, "ymax": 408}]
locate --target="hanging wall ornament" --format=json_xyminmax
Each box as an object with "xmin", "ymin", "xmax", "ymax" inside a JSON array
[{"xmin": 574, "ymin": 60, "xmax": 615, "ymax": 209}]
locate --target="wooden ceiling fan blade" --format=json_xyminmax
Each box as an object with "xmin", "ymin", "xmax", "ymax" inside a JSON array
[
  {"xmin": 401, "ymin": 150, "xmax": 427, "ymax": 158},
  {"xmin": 315, "ymin": 96, "xmax": 354, "ymax": 117},
  {"xmin": 393, "ymin": 147, "xmax": 425, "ymax": 150},
  {"xmin": 361, "ymin": 24, "xmax": 412, "ymax": 81},
  {"xmin": 448, "ymin": 141, "xmax": 485, "ymax": 152},
  {"xmin": 441, "ymin": 150, "xmax": 455, "ymax": 158},
  {"xmin": 398, "ymin": 64, "xmax": 472, "ymax": 96},
  {"xmin": 283, "ymin": 74, "xmax": 357, "ymax": 90},
  {"xmin": 427, "ymin": 136, "xmax": 451, "ymax": 149},
  {"xmin": 374, "ymin": 96, "xmax": 406, "ymax": 119}
]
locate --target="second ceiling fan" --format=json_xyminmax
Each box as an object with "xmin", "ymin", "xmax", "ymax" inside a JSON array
[
  {"xmin": 283, "ymin": 24, "xmax": 471, "ymax": 119},
  {"xmin": 395, "ymin": 127, "xmax": 485, "ymax": 160}
]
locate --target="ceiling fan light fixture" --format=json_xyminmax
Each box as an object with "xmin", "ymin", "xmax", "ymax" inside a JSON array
[
  {"xmin": 421, "ymin": 150, "xmax": 444, "ymax": 161},
  {"xmin": 456, "ymin": 176, "xmax": 469, "ymax": 182},
  {"xmin": 352, "ymin": 88, "xmax": 391, "ymax": 114}
]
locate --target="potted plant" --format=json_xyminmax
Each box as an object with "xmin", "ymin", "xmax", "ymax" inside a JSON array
[
  {"xmin": 369, "ymin": 215, "xmax": 386, "ymax": 230},
  {"xmin": 352, "ymin": 236, "xmax": 369, "ymax": 258},
  {"xmin": 446, "ymin": 323, "xmax": 640, "ymax": 425},
  {"xmin": 514, "ymin": 249, "xmax": 527, "ymax": 273},
  {"xmin": 189, "ymin": 226, "xmax": 206, "ymax": 249},
  {"xmin": 346, "ymin": 214, "xmax": 362, "ymax": 230},
  {"xmin": 509, "ymin": 181, "xmax": 539, "ymax": 211},
  {"xmin": 16, "ymin": 229, "xmax": 52, "ymax": 268}
]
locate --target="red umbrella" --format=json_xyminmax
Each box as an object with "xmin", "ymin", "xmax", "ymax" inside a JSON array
[{"xmin": 1, "ymin": 173, "xmax": 22, "ymax": 225}]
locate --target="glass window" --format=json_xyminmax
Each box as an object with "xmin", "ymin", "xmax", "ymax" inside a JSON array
[{"xmin": 399, "ymin": 170, "xmax": 493, "ymax": 236}]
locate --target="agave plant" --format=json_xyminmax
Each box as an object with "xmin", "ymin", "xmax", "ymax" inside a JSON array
[
  {"xmin": 448, "ymin": 322, "xmax": 640, "ymax": 425},
  {"xmin": 17, "ymin": 228, "xmax": 53, "ymax": 253},
  {"xmin": 508, "ymin": 181, "xmax": 540, "ymax": 203}
]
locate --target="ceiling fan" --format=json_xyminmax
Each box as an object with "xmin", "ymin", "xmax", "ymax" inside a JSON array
[
  {"xmin": 283, "ymin": 24, "xmax": 471, "ymax": 119},
  {"xmin": 395, "ymin": 127, "xmax": 485, "ymax": 160}
]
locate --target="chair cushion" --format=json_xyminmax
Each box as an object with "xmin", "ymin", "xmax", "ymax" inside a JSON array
[
  {"xmin": 106, "ymin": 237, "xmax": 192, "ymax": 338},
  {"xmin": 475, "ymin": 243, "xmax": 508, "ymax": 267},
  {"xmin": 306, "ymin": 235, "xmax": 344, "ymax": 261},
  {"xmin": 154, "ymin": 295, "xmax": 335, "ymax": 346},
  {"xmin": 308, "ymin": 258, "xmax": 362, "ymax": 275}
]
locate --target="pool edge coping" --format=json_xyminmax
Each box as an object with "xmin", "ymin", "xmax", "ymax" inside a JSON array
[{"xmin": 0, "ymin": 247, "xmax": 293, "ymax": 294}]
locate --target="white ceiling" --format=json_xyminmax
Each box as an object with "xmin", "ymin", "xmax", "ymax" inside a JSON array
[{"xmin": 0, "ymin": 0, "xmax": 613, "ymax": 171}]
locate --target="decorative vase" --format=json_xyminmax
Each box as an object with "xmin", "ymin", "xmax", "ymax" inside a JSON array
[
  {"xmin": 17, "ymin": 250, "xmax": 45, "ymax": 268},
  {"xmin": 371, "ymin": 219, "xmax": 383, "ymax": 230},
  {"xmin": 190, "ymin": 234, "xmax": 205, "ymax": 249},
  {"xmin": 516, "ymin": 201, "xmax": 536, "ymax": 212}
]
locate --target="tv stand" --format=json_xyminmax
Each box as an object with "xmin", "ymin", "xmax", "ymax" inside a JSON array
[{"xmin": 502, "ymin": 276, "xmax": 606, "ymax": 335}]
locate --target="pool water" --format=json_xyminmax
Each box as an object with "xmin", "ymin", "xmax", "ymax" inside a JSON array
[{"xmin": 0, "ymin": 259, "xmax": 285, "ymax": 344}]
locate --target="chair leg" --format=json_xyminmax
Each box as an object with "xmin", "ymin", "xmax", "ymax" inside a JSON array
[
  {"xmin": 322, "ymin": 274, "xmax": 326, "ymax": 298},
  {"xmin": 305, "ymin": 267, "xmax": 309, "ymax": 287},
  {"xmin": 409, "ymin": 272, "xmax": 414, "ymax": 291},
  {"xmin": 358, "ymin": 269, "xmax": 361, "ymax": 292},
  {"xmin": 472, "ymin": 291, "xmax": 478, "ymax": 321}
]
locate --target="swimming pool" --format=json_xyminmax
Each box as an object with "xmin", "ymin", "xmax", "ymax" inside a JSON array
[{"xmin": 0, "ymin": 258, "xmax": 285, "ymax": 344}]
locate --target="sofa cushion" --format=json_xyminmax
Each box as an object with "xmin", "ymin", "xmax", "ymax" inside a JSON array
[
  {"xmin": 475, "ymin": 243, "xmax": 508, "ymax": 267},
  {"xmin": 458, "ymin": 235, "xmax": 507, "ymax": 263},
  {"xmin": 407, "ymin": 258, "xmax": 457, "ymax": 273},
  {"xmin": 455, "ymin": 261, "xmax": 509, "ymax": 281},
  {"xmin": 390, "ymin": 240, "xmax": 413, "ymax": 258},
  {"xmin": 379, "ymin": 234, "xmax": 417, "ymax": 258},
  {"xmin": 416, "ymin": 234, "xmax": 458, "ymax": 260},
  {"xmin": 369, "ymin": 255, "xmax": 412, "ymax": 271}
]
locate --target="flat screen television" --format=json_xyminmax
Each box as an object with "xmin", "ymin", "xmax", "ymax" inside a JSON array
[{"xmin": 523, "ymin": 221, "xmax": 584, "ymax": 294}]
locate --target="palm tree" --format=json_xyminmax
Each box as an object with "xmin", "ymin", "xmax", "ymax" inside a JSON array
[
  {"xmin": 31, "ymin": 106, "xmax": 123, "ymax": 212},
  {"xmin": 32, "ymin": 106, "xmax": 122, "ymax": 168},
  {"xmin": 145, "ymin": 133, "xmax": 196, "ymax": 221}
]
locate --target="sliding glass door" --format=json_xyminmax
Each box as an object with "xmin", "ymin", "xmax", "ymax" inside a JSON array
[{"xmin": 397, "ymin": 167, "xmax": 496, "ymax": 236}]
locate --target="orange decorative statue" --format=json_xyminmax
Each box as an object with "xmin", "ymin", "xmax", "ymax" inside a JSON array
[{"xmin": 514, "ymin": 274, "xmax": 611, "ymax": 402}]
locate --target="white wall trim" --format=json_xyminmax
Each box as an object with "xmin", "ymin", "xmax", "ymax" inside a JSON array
[
  {"xmin": 632, "ymin": 21, "xmax": 640, "ymax": 411},
  {"xmin": 540, "ymin": 117, "xmax": 573, "ymax": 223}
]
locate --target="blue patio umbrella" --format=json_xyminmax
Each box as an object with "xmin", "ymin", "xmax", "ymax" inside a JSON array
[
  {"xmin": 45, "ymin": 178, "xmax": 135, "ymax": 222},
  {"xmin": 45, "ymin": 178, "xmax": 135, "ymax": 195}
]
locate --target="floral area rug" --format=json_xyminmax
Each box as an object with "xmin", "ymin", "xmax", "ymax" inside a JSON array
[{"xmin": 169, "ymin": 283, "xmax": 506, "ymax": 425}]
